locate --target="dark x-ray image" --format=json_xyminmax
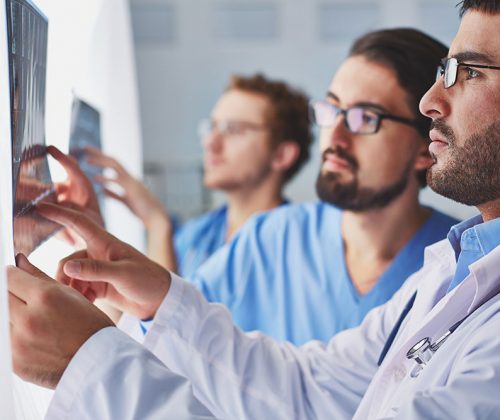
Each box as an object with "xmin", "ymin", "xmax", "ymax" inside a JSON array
[
  {"xmin": 7, "ymin": 0, "xmax": 59, "ymax": 256},
  {"xmin": 69, "ymin": 98, "xmax": 104, "ymax": 200}
]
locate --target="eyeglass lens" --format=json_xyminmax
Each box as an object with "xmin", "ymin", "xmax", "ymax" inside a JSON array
[
  {"xmin": 312, "ymin": 101, "xmax": 377, "ymax": 134},
  {"xmin": 444, "ymin": 58, "xmax": 458, "ymax": 88}
]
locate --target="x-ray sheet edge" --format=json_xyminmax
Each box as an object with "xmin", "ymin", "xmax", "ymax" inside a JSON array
[{"xmin": 0, "ymin": 0, "xmax": 17, "ymax": 416}]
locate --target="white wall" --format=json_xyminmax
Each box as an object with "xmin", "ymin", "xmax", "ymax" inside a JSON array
[{"xmin": 130, "ymin": 0, "xmax": 477, "ymax": 220}]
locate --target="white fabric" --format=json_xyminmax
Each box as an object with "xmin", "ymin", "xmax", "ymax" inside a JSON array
[
  {"xmin": 48, "ymin": 240, "xmax": 500, "ymax": 419},
  {"xmin": 46, "ymin": 327, "xmax": 215, "ymax": 419}
]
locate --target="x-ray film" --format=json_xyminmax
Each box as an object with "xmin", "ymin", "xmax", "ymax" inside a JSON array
[
  {"xmin": 7, "ymin": 0, "xmax": 58, "ymax": 256},
  {"xmin": 69, "ymin": 98, "xmax": 104, "ymax": 199}
]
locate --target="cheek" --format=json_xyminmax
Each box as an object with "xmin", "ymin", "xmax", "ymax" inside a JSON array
[
  {"xmin": 449, "ymin": 90, "xmax": 500, "ymax": 146},
  {"xmin": 355, "ymin": 136, "xmax": 413, "ymax": 183},
  {"xmin": 225, "ymin": 141, "xmax": 269, "ymax": 169}
]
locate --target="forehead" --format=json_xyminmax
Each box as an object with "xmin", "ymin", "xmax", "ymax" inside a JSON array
[
  {"xmin": 212, "ymin": 89, "xmax": 270, "ymax": 122},
  {"xmin": 328, "ymin": 56, "xmax": 413, "ymax": 115},
  {"xmin": 450, "ymin": 11, "xmax": 500, "ymax": 62}
]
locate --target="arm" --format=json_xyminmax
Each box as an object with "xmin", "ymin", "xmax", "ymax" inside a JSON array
[
  {"xmin": 85, "ymin": 146, "xmax": 178, "ymax": 272},
  {"xmin": 7, "ymin": 256, "xmax": 214, "ymax": 420},
  {"xmin": 47, "ymin": 328, "xmax": 215, "ymax": 420},
  {"xmin": 36, "ymin": 204, "xmax": 410, "ymax": 419},
  {"xmin": 143, "ymin": 273, "xmax": 415, "ymax": 420}
]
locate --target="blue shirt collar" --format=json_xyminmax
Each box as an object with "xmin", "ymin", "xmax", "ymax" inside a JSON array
[
  {"xmin": 446, "ymin": 215, "xmax": 500, "ymax": 292},
  {"xmin": 447, "ymin": 215, "xmax": 500, "ymax": 259}
]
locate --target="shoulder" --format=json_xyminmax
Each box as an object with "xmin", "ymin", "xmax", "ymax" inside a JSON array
[
  {"xmin": 240, "ymin": 201, "xmax": 340, "ymax": 235},
  {"xmin": 175, "ymin": 206, "xmax": 227, "ymax": 237},
  {"xmin": 428, "ymin": 208, "xmax": 460, "ymax": 228},
  {"xmin": 416, "ymin": 207, "xmax": 460, "ymax": 242}
]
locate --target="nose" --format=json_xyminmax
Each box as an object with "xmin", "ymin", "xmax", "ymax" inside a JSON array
[
  {"xmin": 419, "ymin": 78, "xmax": 450, "ymax": 121},
  {"xmin": 320, "ymin": 114, "xmax": 351, "ymax": 151},
  {"xmin": 201, "ymin": 128, "xmax": 223, "ymax": 151}
]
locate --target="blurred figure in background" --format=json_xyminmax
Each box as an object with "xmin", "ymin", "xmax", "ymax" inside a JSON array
[{"xmin": 87, "ymin": 74, "xmax": 312, "ymax": 277}]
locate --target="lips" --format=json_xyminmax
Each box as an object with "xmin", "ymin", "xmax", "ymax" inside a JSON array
[
  {"xmin": 429, "ymin": 129, "xmax": 449, "ymax": 145},
  {"xmin": 324, "ymin": 153, "xmax": 350, "ymax": 167},
  {"xmin": 428, "ymin": 130, "xmax": 450, "ymax": 156}
]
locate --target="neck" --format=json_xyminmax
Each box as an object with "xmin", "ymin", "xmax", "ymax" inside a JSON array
[
  {"xmin": 478, "ymin": 198, "xmax": 500, "ymax": 222},
  {"xmin": 341, "ymin": 185, "xmax": 431, "ymax": 294},
  {"xmin": 225, "ymin": 178, "xmax": 284, "ymax": 241}
]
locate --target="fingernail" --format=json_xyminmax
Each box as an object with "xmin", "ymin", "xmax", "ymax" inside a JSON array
[{"xmin": 65, "ymin": 261, "xmax": 81, "ymax": 275}]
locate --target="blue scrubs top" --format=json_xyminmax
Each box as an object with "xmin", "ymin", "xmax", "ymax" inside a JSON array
[
  {"xmin": 174, "ymin": 206, "xmax": 228, "ymax": 278},
  {"xmin": 191, "ymin": 202, "xmax": 459, "ymax": 345}
]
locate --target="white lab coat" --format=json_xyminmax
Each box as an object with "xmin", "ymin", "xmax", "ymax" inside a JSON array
[{"xmin": 46, "ymin": 240, "xmax": 500, "ymax": 419}]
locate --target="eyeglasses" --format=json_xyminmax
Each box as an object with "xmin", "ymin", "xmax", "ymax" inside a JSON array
[
  {"xmin": 437, "ymin": 57, "xmax": 500, "ymax": 89},
  {"xmin": 198, "ymin": 119, "xmax": 268, "ymax": 139},
  {"xmin": 309, "ymin": 100, "xmax": 419, "ymax": 135}
]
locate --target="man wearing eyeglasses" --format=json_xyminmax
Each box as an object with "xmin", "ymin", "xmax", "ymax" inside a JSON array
[
  {"xmin": 145, "ymin": 28, "xmax": 458, "ymax": 346},
  {"xmin": 7, "ymin": 0, "xmax": 500, "ymax": 418},
  {"xmin": 82, "ymin": 74, "xmax": 312, "ymax": 279}
]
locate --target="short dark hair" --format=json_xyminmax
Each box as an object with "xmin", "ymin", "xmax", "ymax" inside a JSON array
[
  {"xmin": 459, "ymin": 0, "xmax": 500, "ymax": 17},
  {"xmin": 227, "ymin": 73, "xmax": 313, "ymax": 183},
  {"xmin": 349, "ymin": 28, "xmax": 448, "ymax": 187}
]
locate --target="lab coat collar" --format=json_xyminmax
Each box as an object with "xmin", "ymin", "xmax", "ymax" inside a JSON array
[
  {"xmin": 383, "ymin": 241, "xmax": 500, "ymax": 374},
  {"xmin": 467, "ymin": 244, "xmax": 500, "ymax": 313}
]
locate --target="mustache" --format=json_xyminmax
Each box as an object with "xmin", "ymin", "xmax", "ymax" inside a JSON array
[
  {"xmin": 430, "ymin": 119, "xmax": 456, "ymax": 145},
  {"xmin": 321, "ymin": 147, "xmax": 358, "ymax": 169}
]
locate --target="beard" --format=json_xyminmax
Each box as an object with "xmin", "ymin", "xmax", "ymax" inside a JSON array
[
  {"xmin": 315, "ymin": 147, "xmax": 412, "ymax": 212},
  {"xmin": 427, "ymin": 120, "xmax": 500, "ymax": 206}
]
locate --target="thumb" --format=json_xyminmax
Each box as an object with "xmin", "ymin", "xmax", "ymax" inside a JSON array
[
  {"xmin": 15, "ymin": 254, "xmax": 50, "ymax": 280},
  {"xmin": 63, "ymin": 258, "xmax": 128, "ymax": 285}
]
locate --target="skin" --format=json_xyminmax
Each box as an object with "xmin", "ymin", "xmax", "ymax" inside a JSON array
[
  {"xmin": 47, "ymin": 145, "xmax": 104, "ymax": 246},
  {"xmin": 420, "ymin": 10, "xmax": 500, "ymax": 221},
  {"xmin": 8, "ymin": 253, "xmax": 114, "ymax": 389},
  {"xmin": 320, "ymin": 56, "xmax": 433, "ymax": 293}
]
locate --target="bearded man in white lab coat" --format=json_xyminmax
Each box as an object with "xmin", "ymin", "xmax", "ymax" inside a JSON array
[{"xmin": 7, "ymin": 0, "xmax": 500, "ymax": 418}]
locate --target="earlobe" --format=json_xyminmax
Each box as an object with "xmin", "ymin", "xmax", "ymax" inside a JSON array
[{"xmin": 271, "ymin": 141, "xmax": 300, "ymax": 172}]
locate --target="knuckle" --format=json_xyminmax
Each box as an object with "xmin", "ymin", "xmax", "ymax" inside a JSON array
[
  {"xmin": 37, "ymin": 284, "xmax": 60, "ymax": 308},
  {"xmin": 21, "ymin": 312, "xmax": 41, "ymax": 336}
]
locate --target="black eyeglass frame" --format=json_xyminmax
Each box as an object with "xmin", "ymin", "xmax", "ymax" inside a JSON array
[
  {"xmin": 437, "ymin": 57, "xmax": 500, "ymax": 89},
  {"xmin": 309, "ymin": 100, "xmax": 420, "ymax": 135}
]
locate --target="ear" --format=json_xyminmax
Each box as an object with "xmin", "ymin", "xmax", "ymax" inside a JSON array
[
  {"xmin": 413, "ymin": 138, "xmax": 434, "ymax": 172},
  {"xmin": 270, "ymin": 141, "xmax": 300, "ymax": 173}
]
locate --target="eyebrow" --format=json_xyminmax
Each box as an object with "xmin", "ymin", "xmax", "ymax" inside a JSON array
[
  {"xmin": 451, "ymin": 50, "xmax": 496, "ymax": 65},
  {"xmin": 326, "ymin": 91, "xmax": 389, "ymax": 113}
]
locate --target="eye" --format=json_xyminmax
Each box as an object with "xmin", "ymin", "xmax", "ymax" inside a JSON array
[
  {"xmin": 362, "ymin": 111, "xmax": 378, "ymax": 125},
  {"xmin": 225, "ymin": 122, "xmax": 245, "ymax": 136},
  {"xmin": 464, "ymin": 66, "xmax": 480, "ymax": 80}
]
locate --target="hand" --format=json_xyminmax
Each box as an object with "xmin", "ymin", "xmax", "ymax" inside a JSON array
[
  {"xmin": 85, "ymin": 147, "xmax": 170, "ymax": 230},
  {"xmin": 38, "ymin": 203, "xmax": 172, "ymax": 319},
  {"xmin": 47, "ymin": 145, "xmax": 104, "ymax": 246},
  {"xmin": 8, "ymin": 254, "xmax": 114, "ymax": 389}
]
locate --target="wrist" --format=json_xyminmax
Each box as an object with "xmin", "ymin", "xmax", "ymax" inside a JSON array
[{"xmin": 146, "ymin": 212, "xmax": 172, "ymax": 233}]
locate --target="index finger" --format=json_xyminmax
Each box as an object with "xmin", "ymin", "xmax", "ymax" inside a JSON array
[
  {"xmin": 47, "ymin": 145, "xmax": 83, "ymax": 179},
  {"xmin": 84, "ymin": 148, "xmax": 122, "ymax": 172},
  {"xmin": 37, "ymin": 203, "xmax": 114, "ymax": 255}
]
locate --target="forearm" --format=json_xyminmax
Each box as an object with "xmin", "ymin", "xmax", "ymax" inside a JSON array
[
  {"xmin": 47, "ymin": 327, "xmax": 215, "ymax": 420},
  {"xmin": 143, "ymin": 274, "xmax": 384, "ymax": 419},
  {"xmin": 146, "ymin": 215, "xmax": 178, "ymax": 272}
]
